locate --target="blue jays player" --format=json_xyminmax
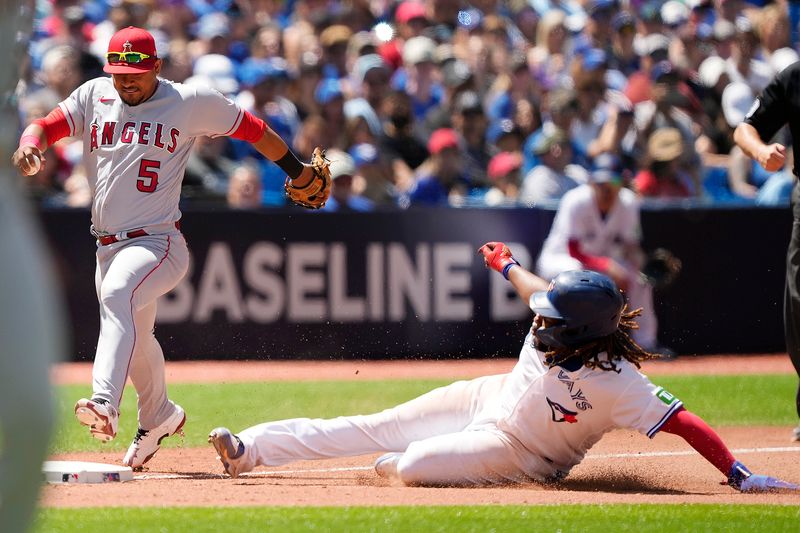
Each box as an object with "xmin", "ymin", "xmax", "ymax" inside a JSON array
[
  {"xmin": 209, "ymin": 243, "xmax": 797, "ymax": 491},
  {"xmin": 12, "ymin": 26, "xmax": 324, "ymax": 469}
]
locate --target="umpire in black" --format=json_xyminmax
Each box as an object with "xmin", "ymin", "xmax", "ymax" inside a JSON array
[{"xmin": 734, "ymin": 62, "xmax": 800, "ymax": 441}]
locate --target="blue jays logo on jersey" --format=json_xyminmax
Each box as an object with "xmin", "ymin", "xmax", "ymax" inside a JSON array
[{"xmin": 547, "ymin": 397, "xmax": 578, "ymax": 423}]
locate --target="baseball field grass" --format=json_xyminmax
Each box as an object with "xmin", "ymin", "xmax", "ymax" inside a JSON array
[{"xmin": 39, "ymin": 374, "xmax": 800, "ymax": 532}]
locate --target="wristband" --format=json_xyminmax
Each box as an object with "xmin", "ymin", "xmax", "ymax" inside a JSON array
[
  {"xmin": 275, "ymin": 149, "xmax": 304, "ymax": 180},
  {"xmin": 501, "ymin": 260, "xmax": 520, "ymax": 280},
  {"xmin": 19, "ymin": 134, "xmax": 43, "ymax": 150}
]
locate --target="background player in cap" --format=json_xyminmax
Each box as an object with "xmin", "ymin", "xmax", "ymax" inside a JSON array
[
  {"xmin": 208, "ymin": 243, "xmax": 796, "ymax": 492},
  {"xmin": 733, "ymin": 61, "xmax": 800, "ymax": 441},
  {"xmin": 11, "ymin": 26, "xmax": 329, "ymax": 469}
]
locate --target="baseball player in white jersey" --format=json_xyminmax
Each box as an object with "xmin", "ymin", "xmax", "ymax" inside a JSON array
[
  {"xmin": 536, "ymin": 154, "xmax": 658, "ymax": 351},
  {"xmin": 12, "ymin": 26, "xmax": 327, "ymax": 469},
  {"xmin": 208, "ymin": 243, "xmax": 797, "ymax": 492}
]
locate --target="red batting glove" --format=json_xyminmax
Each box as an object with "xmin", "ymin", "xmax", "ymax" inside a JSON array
[{"xmin": 479, "ymin": 242, "xmax": 520, "ymax": 280}]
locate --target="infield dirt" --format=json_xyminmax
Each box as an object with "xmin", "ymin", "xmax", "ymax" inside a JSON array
[{"xmin": 44, "ymin": 355, "xmax": 800, "ymax": 507}]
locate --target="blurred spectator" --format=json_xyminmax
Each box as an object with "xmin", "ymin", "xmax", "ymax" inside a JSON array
[
  {"xmin": 487, "ymin": 118, "xmax": 525, "ymax": 154},
  {"xmin": 727, "ymin": 17, "xmax": 771, "ymax": 93},
  {"xmin": 314, "ymin": 77, "xmax": 346, "ymax": 148},
  {"xmin": 189, "ymin": 54, "xmax": 239, "ymax": 97},
  {"xmin": 520, "ymin": 127, "xmax": 584, "ymax": 206},
  {"xmin": 697, "ymin": 56, "xmax": 734, "ymax": 162},
  {"xmin": 634, "ymin": 127, "xmax": 695, "ymax": 198},
  {"xmin": 608, "ymin": 11, "xmax": 639, "ymax": 77},
  {"xmin": 352, "ymin": 54, "xmax": 391, "ymax": 116},
  {"xmin": 529, "ymin": 10, "xmax": 569, "ymax": 88},
  {"xmin": 407, "ymin": 128, "xmax": 470, "ymax": 206},
  {"xmin": 757, "ymin": 5, "xmax": 791, "ymax": 69},
  {"xmin": 320, "ymin": 24, "xmax": 352, "ymax": 78},
  {"xmin": 712, "ymin": 19, "xmax": 736, "ymax": 60},
  {"xmin": 227, "ymin": 164, "xmax": 263, "ymax": 210},
  {"xmin": 350, "ymin": 142, "xmax": 407, "ymax": 206},
  {"xmin": 422, "ymin": 58, "xmax": 475, "ymax": 135},
  {"xmin": 183, "ymin": 136, "xmax": 236, "ymax": 202},
  {"xmin": 380, "ymin": 90, "xmax": 429, "ymax": 172},
  {"xmin": 394, "ymin": 1, "xmax": 430, "ymax": 41},
  {"xmin": 536, "ymin": 152, "xmax": 660, "ymax": 350},
  {"xmin": 452, "ymin": 91, "xmax": 490, "ymax": 187},
  {"xmin": 523, "ymin": 88, "xmax": 579, "ymax": 173},
  {"xmin": 38, "ymin": 45, "xmax": 82, "ymax": 101},
  {"xmin": 393, "ymin": 36, "xmax": 443, "ymax": 120},
  {"xmin": 484, "ymin": 151, "xmax": 523, "ymax": 207},
  {"xmin": 321, "ymin": 149, "xmax": 375, "ymax": 212}
]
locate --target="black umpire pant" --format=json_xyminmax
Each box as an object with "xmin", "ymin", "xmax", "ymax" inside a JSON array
[{"xmin": 785, "ymin": 181, "xmax": 800, "ymax": 420}]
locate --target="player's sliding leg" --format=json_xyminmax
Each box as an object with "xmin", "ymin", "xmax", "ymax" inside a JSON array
[
  {"xmin": 210, "ymin": 374, "xmax": 506, "ymax": 476},
  {"xmin": 377, "ymin": 429, "xmax": 540, "ymax": 486},
  {"xmin": 76, "ymin": 234, "xmax": 188, "ymax": 441},
  {"xmin": 123, "ymin": 300, "xmax": 185, "ymax": 468}
]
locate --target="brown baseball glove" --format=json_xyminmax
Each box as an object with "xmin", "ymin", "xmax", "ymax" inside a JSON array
[{"xmin": 284, "ymin": 147, "xmax": 331, "ymax": 209}]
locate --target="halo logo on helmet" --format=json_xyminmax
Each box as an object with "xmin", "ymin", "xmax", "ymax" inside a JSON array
[{"xmin": 530, "ymin": 270, "xmax": 625, "ymax": 349}]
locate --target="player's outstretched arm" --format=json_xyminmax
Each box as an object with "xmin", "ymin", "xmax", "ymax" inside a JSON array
[
  {"xmin": 478, "ymin": 242, "xmax": 549, "ymax": 304},
  {"xmin": 660, "ymin": 407, "xmax": 799, "ymax": 492}
]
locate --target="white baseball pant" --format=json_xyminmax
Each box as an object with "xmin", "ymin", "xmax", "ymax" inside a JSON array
[
  {"xmin": 234, "ymin": 374, "xmax": 553, "ymax": 486},
  {"xmin": 91, "ymin": 231, "xmax": 189, "ymax": 428}
]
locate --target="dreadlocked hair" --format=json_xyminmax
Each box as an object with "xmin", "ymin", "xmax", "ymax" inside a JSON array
[{"xmin": 543, "ymin": 305, "xmax": 661, "ymax": 372}]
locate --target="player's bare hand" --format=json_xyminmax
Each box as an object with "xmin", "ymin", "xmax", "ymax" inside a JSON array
[
  {"xmin": 756, "ymin": 143, "xmax": 786, "ymax": 172},
  {"xmin": 12, "ymin": 146, "xmax": 45, "ymax": 176}
]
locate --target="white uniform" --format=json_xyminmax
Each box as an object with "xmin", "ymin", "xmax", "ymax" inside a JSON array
[
  {"xmin": 536, "ymin": 185, "xmax": 657, "ymax": 348},
  {"xmin": 231, "ymin": 330, "xmax": 682, "ymax": 486},
  {"xmin": 59, "ymin": 77, "xmax": 245, "ymax": 427}
]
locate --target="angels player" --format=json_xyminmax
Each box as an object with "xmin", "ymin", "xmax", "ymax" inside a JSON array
[
  {"xmin": 209, "ymin": 243, "xmax": 796, "ymax": 492},
  {"xmin": 536, "ymin": 153, "xmax": 658, "ymax": 351},
  {"xmin": 12, "ymin": 27, "xmax": 324, "ymax": 468}
]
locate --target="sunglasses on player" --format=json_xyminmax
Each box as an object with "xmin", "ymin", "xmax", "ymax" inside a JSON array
[{"xmin": 106, "ymin": 51, "xmax": 152, "ymax": 64}]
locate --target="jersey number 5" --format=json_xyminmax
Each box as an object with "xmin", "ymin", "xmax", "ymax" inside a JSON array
[{"xmin": 137, "ymin": 159, "xmax": 160, "ymax": 193}]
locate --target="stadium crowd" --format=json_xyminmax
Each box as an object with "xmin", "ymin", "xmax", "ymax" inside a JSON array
[{"xmin": 16, "ymin": 0, "xmax": 800, "ymax": 210}]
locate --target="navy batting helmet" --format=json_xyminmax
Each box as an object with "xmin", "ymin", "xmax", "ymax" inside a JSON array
[{"xmin": 530, "ymin": 270, "xmax": 625, "ymax": 349}]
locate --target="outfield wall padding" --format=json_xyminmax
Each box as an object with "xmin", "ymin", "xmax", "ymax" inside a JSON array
[{"xmin": 41, "ymin": 206, "xmax": 791, "ymax": 360}]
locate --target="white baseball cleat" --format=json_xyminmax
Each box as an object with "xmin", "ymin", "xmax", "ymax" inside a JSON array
[
  {"xmin": 74, "ymin": 398, "xmax": 119, "ymax": 442},
  {"xmin": 123, "ymin": 404, "xmax": 186, "ymax": 469},
  {"xmin": 374, "ymin": 452, "xmax": 403, "ymax": 480},
  {"xmin": 208, "ymin": 427, "xmax": 246, "ymax": 478}
]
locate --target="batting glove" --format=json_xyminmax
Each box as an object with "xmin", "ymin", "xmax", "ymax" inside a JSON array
[
  {"xmin": 479, "ymin": 242, "xmax": 520, "ymax": 280},
  {"xmin": 727, "ymin": 460, "xmax": 799, "ymax": 492}
]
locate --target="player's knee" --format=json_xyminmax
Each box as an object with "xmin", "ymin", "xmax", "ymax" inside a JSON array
[{"xmin": 99, "ymin": 281, "xmax": 133, "ymax": 309}]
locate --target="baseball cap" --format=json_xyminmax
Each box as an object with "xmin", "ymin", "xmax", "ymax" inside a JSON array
[
  {"xmin": 402, "ymin": 36, "xmax": 436, "ymax": 65},
  {"xmin": 486, "ymin": 118, "xmax": 522, "ymax": 145},
  {"xmin": 104, "ymin": 26, "xmax": 158, "ymax": 74},
  {"xmin": 428, "ymin": 128, "xmax": 459, "ymax": 154},
  {"xmin": 315, "ymin": 78, "xmax": 344, "ymax": 105},
  {"xmin": 581, "ymin": 48, "xmax": 607, "ymax": 71},
  {"xmin": 721, "ymin": 82, "xmax": 754, "ymax": 128},
  {"xmin": 349, "ymin": 143, "xmax": 380, "ymax": 167},
  {"xmin": 713, "ymin": 19, "xmax": 736, "ymax": 41},
  {"xmin": 587, "ymin": 0, "xmax": 617, "ymax": 17},
  {"xmin": 698, "ymin": 56, "xmax": 728, "ymax": 88},
  {"xmin": 353, "ymin": 53, "xmax": 388, "ymax": 84},
  {"xmin": 455, "ymin": 91, "xmax": 483, "ymax": 115},
  {"xmin": 197, "ymin": 12, "xmax": 230, "ymax": 40},
  {"xmin": 320, "ymin": 25, "xmax": 352, "ymax": 48},
  {"xmin": 193, "ymin": 54, "xmax": 239, "ymax": 95},
  {"xmin": 771, "ymin": 47, "xmax": 800, "ymax": 74},
  {"xmin": 648, "ymin": 127, "xmax": 683, "ymax": 161},
  {"xmin": 589, "ymin": 153, "xmax": 622, "ymax": 184},
  {"xmin": 639, "ymin": 33, "xmax": 671, "ymax": 58},
  {"xmin": 661, "ymin": 0, "xmax": 689, "ymax": 27},
  {"xmin": 611, "ymin": 11, "xmax": 636, "ymax": 31},
  {"xmin": 327, "ymin": 149, "xmax": 357, "ymax": 179},
  {"xmin": 239, "ymin": 58, "xmax": 289, "ymax": 87},
  {"xmin": 396, "ymin": 1, "xmax": 427, "ymax": 24},
  {"xmin": 547, "ymin": 88, "xmax": 578, "ymax": 114},
  {"xmin": 441, "ymin": 59, "xmax": 473, "ymax": 88},
  {"xmin": 651, "ymin": 60, "xmax": 678, "ymax": 83},
  {"xmin": 487, "ymin": 151, "xmax": 522, "ymax": 181}
]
